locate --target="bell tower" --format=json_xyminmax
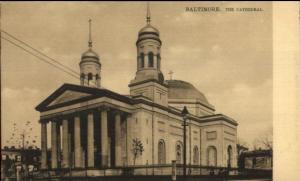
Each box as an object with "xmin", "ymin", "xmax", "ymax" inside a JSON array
[
  {"xmin": 79, "ymin": 19, "xmax": 101, "ymax": 88},
  {"xmin": 129, "ymin": 3, "xmax": 168, "ymax": 106}
]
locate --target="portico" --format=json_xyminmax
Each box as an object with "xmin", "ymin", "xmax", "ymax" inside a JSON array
[
  {"xmin": 37, "ymin": 84, "xmax": 134, "ymax": 170},
  {"xmin": 41, "ymin": 108, "xmax": 128, "ymax": 170}
]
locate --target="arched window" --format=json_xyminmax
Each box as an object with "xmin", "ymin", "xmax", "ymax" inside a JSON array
[
  {"xmin": 148, "ymin": 52, "xmax": 154, "ymax": 67},
  {"xmin": 175, "ymin": 141, "xmax": 183, "ymax": 164},
  {"xmin": 88, "ymin": 73, "xmax": 93, "ymax": 80},
  {"xmin": 140, "ymin": 53, "xmax": 145, "ymax": 68},
  {"xmin": 95, "ymin": 74, "xmax": 99, "ymax": 80},
  {"xmin": 80, "ymin": 73, "xmax": 85, "ymax": 79},
  {"xmin": 207, "ymin": 146, "xmax": 217, "ymax": 166},
  {"xmin": 227, "ymin": 145, "xmax": 233, "ymax": 168},
  {"xmin": 158, "ymin": 139, "xmax": 166, "ymax": 164},
  {"xmin": 193, "ymin": 146, "xmax": 199, "ymax": 165},
  {"xmin": 88, "ymin": 73, "xmax": 93, "ymax": 85}
]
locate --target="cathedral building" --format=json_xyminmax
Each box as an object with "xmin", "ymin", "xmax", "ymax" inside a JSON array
[{"xmin": 36, "ymin": 5, "xmax": 238, "ymax": 176}]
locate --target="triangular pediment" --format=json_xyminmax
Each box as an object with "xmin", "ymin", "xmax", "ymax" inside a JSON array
[
  {"xmin": 36, "ymin": 83, "xmax": 134, "ymax": 112},
  {"xmin": 36, "ymin": 84, "xmax": 99, "ymax": 112},
  {"xmin": 48, "ymin": 90, "xmax": 92, "ymax": 107}
]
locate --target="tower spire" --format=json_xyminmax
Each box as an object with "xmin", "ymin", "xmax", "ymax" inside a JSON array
[
  {"xmin": 88, "ymin": 19, "xmax": 92, "ymax": 48},
  {"xmin": 146, "ymin": 2, "xmax": 151, "ymax": 24}
]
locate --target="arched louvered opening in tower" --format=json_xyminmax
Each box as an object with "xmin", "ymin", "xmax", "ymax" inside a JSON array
[{"xmin": 148, "ymin": 52, "xmax": 154, "ymax": 67}]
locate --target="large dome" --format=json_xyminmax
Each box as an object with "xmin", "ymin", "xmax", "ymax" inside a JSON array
[{"xmin": 166, "ymin": 80, "xmax": 211, "ymax": 106}]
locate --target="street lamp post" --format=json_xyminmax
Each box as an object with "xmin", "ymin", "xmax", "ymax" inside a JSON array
[{"xmin": 181, "ymin": 106, "xmax": 189, "ymax": 178}]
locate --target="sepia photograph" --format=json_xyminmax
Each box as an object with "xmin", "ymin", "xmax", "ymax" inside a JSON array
[{"xmin": 0, "ymin": 1, "xmax": 299, "ymax": 181}]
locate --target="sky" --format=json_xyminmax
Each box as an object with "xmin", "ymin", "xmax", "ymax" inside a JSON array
[{"xmin": 1, "ymin": 2, "xmax": 272, "ymax": 149}]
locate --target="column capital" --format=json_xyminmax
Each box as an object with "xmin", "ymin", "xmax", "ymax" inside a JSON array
[
  {"xmin": 60, "ymin": 113, "xmax": 74, "ymax": 120},
  {"xmin": 73, "ymin": 112, "xmax": 81, "ymax": 118},
  {"xmin": 112, "ymin": 110, "xmax": 123, "ymax": 116},
  {"xmin": 39, "ymin": 119, "xmax": 48, "ymax": 124},
  {"xmin": 50, "ymin": 116, "xmax": 64, "ymax": 124},
  {"xmin": 122, "ymin": 113, "xmax": 132, "ymax": 120},
  {"xmin": 78, "ymin": 108, "xmax": 96, "ymax": 115},
  {"xmin": 86, "ymin": 109, "xmax": 95, "ymax": 114},
  {"xmin": 97, "ymin": 106, "xmax": 110, "ymax": 112},
  {"xmin": 62, "ymin": 111, "xmax": 83, "ymax": 119}
]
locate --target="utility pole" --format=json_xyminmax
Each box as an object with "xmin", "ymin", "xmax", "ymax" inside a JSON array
[
  {"xmin": 0, "ymin": 3, "xmax": 2, "ymax": 150},
  {"xmin": 181, "ymin": 106, "xmax": 189, "ymax": 178},
  {"xmin": 20, "ymin": 130, "xmax": 26, "ymax": 150}
]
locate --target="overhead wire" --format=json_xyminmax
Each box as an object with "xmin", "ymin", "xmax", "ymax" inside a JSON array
[
  {"xmin": 1, "ymin": 30, "xmax": 104, "ymax": 87},
  {"xmin": 1, "ymin": 29, "xmax": 79, "ymax": 77},
  {"xmin": 1, "ymin": 36, "xmax": 79, "ymax": 80}
]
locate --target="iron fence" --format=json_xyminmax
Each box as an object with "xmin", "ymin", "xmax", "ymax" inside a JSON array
[{"xmin": 2, "ymin": 163, "xmax": 272, "ymax": 180}]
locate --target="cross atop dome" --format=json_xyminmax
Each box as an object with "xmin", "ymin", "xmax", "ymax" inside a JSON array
[
  {"xmin": 88, "ymin": 19, "xmax": 93, "ymax": 48},
  {"xmin": 138, "ymin": 2, "xmax": 160, "ymax": 36},
  {"xmin": 146, "ymin": 2, "xmax": 151, "ymax": 24}
]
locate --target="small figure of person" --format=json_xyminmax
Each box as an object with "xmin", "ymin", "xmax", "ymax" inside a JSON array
[
  {"xmin": 188, "ymin": 168, "xmax": 192, "ymax": 175},
  {"xmin": 209, "ymin": 168, "xmax": 215, "ymax": 176}
]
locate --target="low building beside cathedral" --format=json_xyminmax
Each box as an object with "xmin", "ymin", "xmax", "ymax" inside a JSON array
[{"xmin": 36, "ymin": 7, "xmax": 238, "ymax": 177}]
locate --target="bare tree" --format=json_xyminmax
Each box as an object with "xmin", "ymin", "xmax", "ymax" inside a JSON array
[
  {"xmin": 259, "ymin": 134, "xmax": 273, "ymax": 150},
  {"xmin": 131, "ymin": 138, "xmax": 144, "ymax": 165},
  {"xmin": 5, "ymin": 121, "xmax": 38, "ymax": 149},
  {"xmin": 252, "ymin": 130, "xmax": 273, "ymax": 150}
]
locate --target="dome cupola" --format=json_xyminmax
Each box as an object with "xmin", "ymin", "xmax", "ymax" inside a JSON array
[
  {"xmin": 79, "ymin": 19, "xmax": 101, "ymax": 88},
  {"xmin": 130, "ymin": 3, "xmax": 164, "ymax": 85},
  {"xmin": 136, "ymin": 3, "xmax": 161, "ymax": 46},
  {"xmin": 129, "ymin": 3, "xmax": 168, "ymax": 107},
  {"xmin": 81, "ymin": 49, "xmax": 99, "ymax": 60}
]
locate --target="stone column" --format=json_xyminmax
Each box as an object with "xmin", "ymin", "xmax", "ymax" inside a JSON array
[
  {"xmin": 62, "ymin": 119, "xmax": 69, "ymax": 168},
  {"xmin": 87, "ymin": 112, "xmax": 94, "ymax": 167},
  {"xmin": 82, "ymin": 150, "xmax": 85, "ymax": 168},
  {"xmin": 57, "ymin": 123, "xmax": 61, "ymax": 167},
  {"xmin": 108, "ymin": 138, "xmax": 111, "ymax": 167},
  {"xmin": 101, "ymin": 109, "xmax": 109, "ymax": 167},
  {"xmin": 126, "ymin": 115, "xmax": 133, "ymax": 166},
  {"xmin": 74, "ymin": 115, "xmax": 82, "ymax": 168},
  {"xmin": 121, "ymin": 116, "xmax": 127, "ymax": 166},
  {"xmin": 51, "ymin": 121, "xmax": 58, "ymax": 169},
  {"xmin": 114, "ymin": 112, "xmax": 122, "ymax": 166},
  {"xmin": 41, "ymin": 122, "xmax": 47, "ymax": 169}
]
